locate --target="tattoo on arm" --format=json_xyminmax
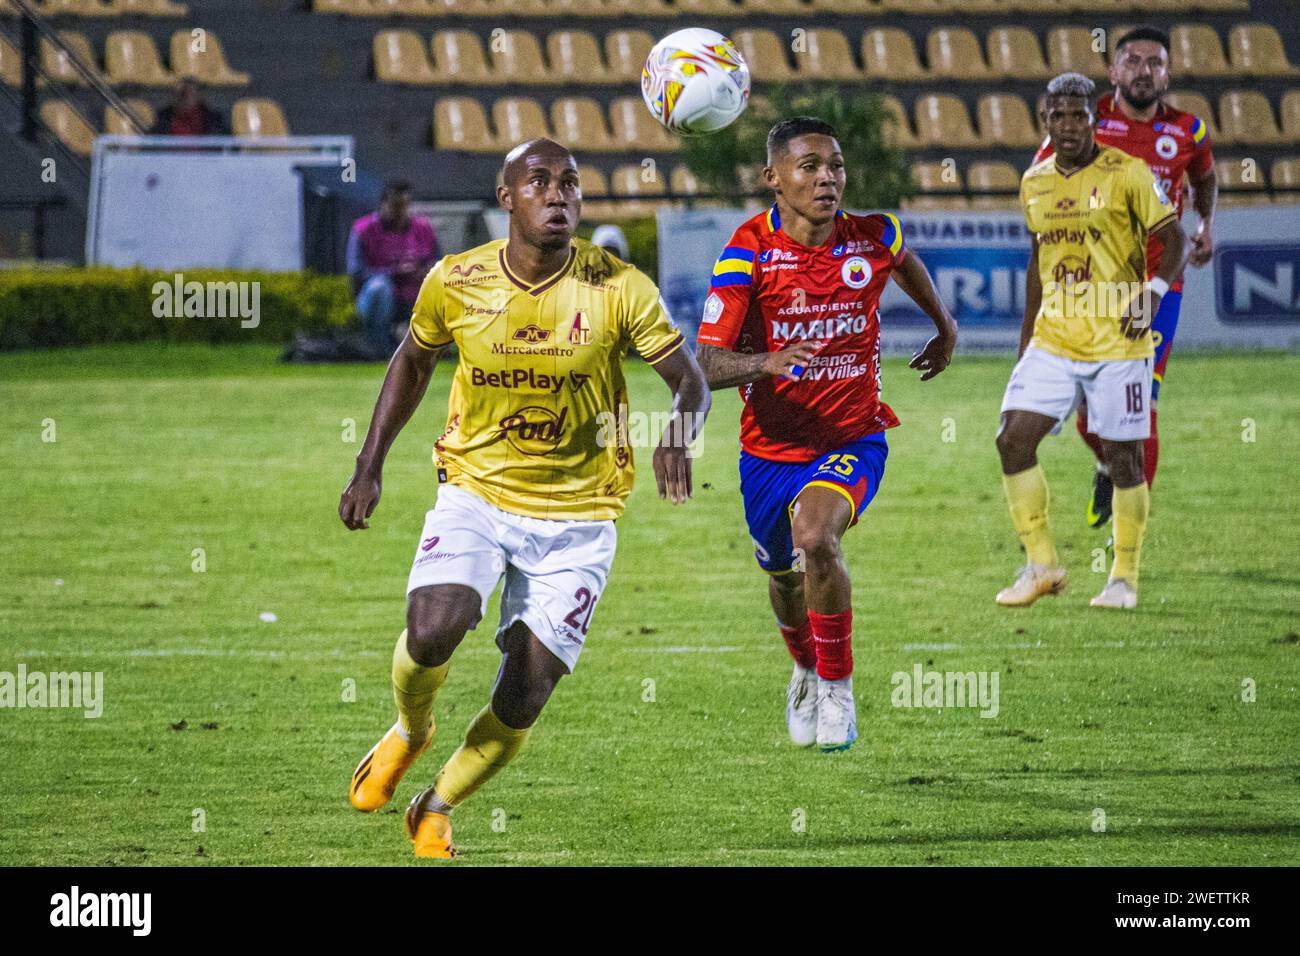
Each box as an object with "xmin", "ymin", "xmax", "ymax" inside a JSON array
[{"xmin": 695, "ymin": 343, "xmax": 769, "ymax": 390}]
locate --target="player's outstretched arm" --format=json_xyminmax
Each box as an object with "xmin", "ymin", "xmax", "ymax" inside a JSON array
[
  {"xmin": 891, "ymin": 250, "xmax": 958, "ymax": 381},
  {"xmin": 648, "ymin": 346, "xmax": 711, "ymax": 505},
  {"xmin": 1019, "ymin": 238, "xmax": 1042, "ymax": 358},
  {"xmin": 339, "ymin": 331, "xmax": 444, "ymax": 530},
  {"xmin": 695, "ymin": 341, "xmax": 822, "ymax": 390}
]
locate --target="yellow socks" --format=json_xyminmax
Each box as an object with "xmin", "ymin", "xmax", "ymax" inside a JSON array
[
  {"xmin": 430, "ymin": 705, "xmax": 532, "ymax": 810},
  {"xmin": 392, "ymin": 629, "xmax": 449, "ymax": 745},
  {"xmin": 1003, "ymin": 465, "xmax": 1059, "ymax": 567},
  {"xmin": 1110, "ymin": 482, "xmax": 1150, "ymax": 584}
]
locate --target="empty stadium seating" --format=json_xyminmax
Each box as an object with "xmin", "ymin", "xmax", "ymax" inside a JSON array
[
  {"xmin": 104, "ymin": 97, "xmax": 154, "ymax": 134},
  {"xmin": 232, "ymin": 97, "xmax": 288, "ymax": 138}
]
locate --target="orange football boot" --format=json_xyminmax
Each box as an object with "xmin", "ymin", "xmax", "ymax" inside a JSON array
[
  {"xmin": 405, "ymin": 788, "xmax": 456, "ymax": 859},
  {"xmin": 349, "ymin": 723, "xmax": 430, "ymax": 812}
]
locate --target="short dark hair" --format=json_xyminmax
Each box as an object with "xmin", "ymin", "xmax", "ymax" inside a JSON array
[
  {"xmin": 766, "ymin": 116, "xmax": 837, "ymax": 162},
  {"xmin": 380, "ymin": 179, "xmax": 412, "ymax": 203},
  {"xmin": 1115, "ymin": 26, "xmax": 1170, "ymax": 55}
]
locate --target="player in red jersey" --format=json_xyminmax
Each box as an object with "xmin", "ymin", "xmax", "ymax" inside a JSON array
[
  {"xmin": 696, "ymin": 117, "xmax": 957, "ymax": 752},
  {"xmin": 1033, "ymin": 26, "xmax": 1217, "ymax": 526}
]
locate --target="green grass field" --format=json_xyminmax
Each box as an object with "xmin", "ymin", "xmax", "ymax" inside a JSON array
[{"xmin": 2, "ymin": 344, "xmax": 1297, "ymax": 866}]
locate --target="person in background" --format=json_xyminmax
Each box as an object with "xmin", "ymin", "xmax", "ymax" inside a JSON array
[
  {"xmin": 150, "ymin": 77, "xmax": 229, "ymax": 136},
  {"xmin": 347, "ymin": 181, "xmax": 439, "ymax": 360},
  {"xmin": 591, "ymin": 224, "xmax": 629, "ymax": 261}
]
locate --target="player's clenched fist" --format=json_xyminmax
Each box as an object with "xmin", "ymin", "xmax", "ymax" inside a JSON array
[
  {"xmin": 761, "ymin": 340, "xmax": 822, "ymax": 381},
  {"xmin": 339, "ymin": 466, "xmax": 382, "ymax": 530}
]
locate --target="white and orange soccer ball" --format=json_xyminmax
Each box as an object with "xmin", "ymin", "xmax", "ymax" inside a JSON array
[{"xmin": 641, "ymin": 28, "xmax": 751, "ymax": 135}]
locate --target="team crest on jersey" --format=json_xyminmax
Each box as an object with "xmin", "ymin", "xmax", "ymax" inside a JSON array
[
  {"xmin": 1155, "ymin": 135, "xmax": 1178, "ymax": 160},
  {"xmin": 513, "ymin": 324, "xmax": 551, "ymax": 344},
  {"xmin": 841, "ymin": 256, "xmax": 872, "ymax": 289},
  {"xmin": 569, "ymin": 310, "xmax": 591, "ymax": 345},
  {"xmin": 702, "ymin": 293, "xmax": 724, "ymax": 325}
]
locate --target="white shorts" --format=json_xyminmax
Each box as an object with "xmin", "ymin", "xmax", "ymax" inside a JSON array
[
  {"xmin": 406, "ymin": 484, "xmax": 617, "ymax": 673},
  {"xmin": 1001, "ymin": 346, "xmax": 1153, "ymax": 441}
]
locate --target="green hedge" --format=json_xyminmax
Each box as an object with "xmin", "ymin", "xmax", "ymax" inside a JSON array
[{"xmin": 0, "ymin": 267, "xmax": 354, "ymax": 351}]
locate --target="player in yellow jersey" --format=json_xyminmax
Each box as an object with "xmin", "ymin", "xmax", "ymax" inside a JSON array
[
  {"xmin": 996, "ymin": 74, "xmax": 1187, "ymax": 611},
  {"xmin": 338, "ymin": 139, "xmax": 709, "ymax": 858}
]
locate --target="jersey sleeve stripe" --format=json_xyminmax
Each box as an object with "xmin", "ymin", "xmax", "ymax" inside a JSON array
[
  {"xmin": 642, "ymin": 334, "xmax": 684, "ymax": 365},
  {"xmin": 881, "ymin": 212, "xmax": 904, "ymax": 257},
  {"xmin": 409, "ymin": 321, "xmax": 451, "ymax": 350},
  {"xmin": 718, "ymin": 245, "xmax": 755, "ymax": 263},
  {"xmin": 710, "ymin": 271, "xmax": 753, "ymax": 288},
  {"xmin": 1191, "ymin": 117, "xmax": 1206, "ymax": 143},
  {"xmin": 712, "ymin": 257, "xmax": 754, "ymax": 277}
]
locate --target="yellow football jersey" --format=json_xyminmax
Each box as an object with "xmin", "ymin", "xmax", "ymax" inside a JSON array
[
  {"xmin": 1021, "ymin": 145, "xmax": 1179, "ymax": 362},
  {"xmin": 408, "ymin": 238, "xmax": 684, "ymax": 521}
]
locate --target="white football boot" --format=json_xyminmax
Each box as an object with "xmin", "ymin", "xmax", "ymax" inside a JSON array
[
  {"xmin": 995, "ymin": 563, "xmax": 1068, "ymax": 607},
  {"xmin": 815, "ymin": 675, "xmax": 857, "ymax": 752},
  {"xmin": 1090, "ymin": 577, "xmax": 1138, "ymax": 609},
  {"xmin": 785, "ymin": 664, "xmax": 818, "ymax": 747}
]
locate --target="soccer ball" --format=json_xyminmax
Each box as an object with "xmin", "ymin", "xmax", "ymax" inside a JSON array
[{"xmin": 641, "ymin": 28, "xmax": 751, "ymax": 135}]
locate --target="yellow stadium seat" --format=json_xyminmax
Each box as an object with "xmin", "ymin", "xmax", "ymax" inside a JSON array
[
  {"xmin": 912, "ymin": 160, "xmax": 962, "ymax": 193},
  {"xmin": 1215, "ymin": 157, "xmax": 1269, "ymax": 206},
  {"xmin": 313, "ymin": 0, "xmax": 374, "ymax": 12},
  {"xmin": 374, "ymin": 30, "xmax": 436, "ymax": 85},
  {"xmin": 861, "ymin": 27, "xmax": 924, "ymax": 81},
  {"xmin": 548, "ymin": 31, "xmax": 612, "ymax": 85},
  {"xmin": 40, "ymin": 99, "xmax": 96, "ymax": 156},
  {"xmin": 1163, "ymin": 90, "xmax": 1219, "ymax": 141},
  {"xmin": 986, "ymin": 26, "xmax": 1050, "ymax": 80},
  {"xmin": 577, "ymin": 164, "xmax": 609, "ymax": 197},
  {"xmin": 903, "ymin": 195, "xmax": 971, "ymax": 212},
  {"xmin": 0, "ymin": 33, "xmax": 40, "ymax": 88},
  {"xmin": 610, "ymin": 162, "xmax": 669, "ymax": 218},
  {"xmin": 1168, "ymin": 24, "xmax": 1232, "ymax": 79},
  {"xmin": 968, "ymin": 160, "xmax": 1021, "ymax": 210},
  {"xmin": 42, "ymin": 32, "xmax": 101, "ymax": 88},
  {"xmin": 112, "ymin": 0, "xmax": 188, "ymax": 13},
  {"xmin": 552, "ymin": 0, "xmax": 613, "ymax": 15},
  {"xmin": 674, "ymin": 0, "xmax": 743, "ymax": 16},
  {"xmin": 105, "ymin": 31, "xmax": 173, "ymax": 86},
  {"xmin": 370, "ymin": 0, "xmax": 435, "ymax": 13},
  {"xmin": 233, "ymin": 98, "xmax": 289, "ymax": 138},
  {"xmin": 550, "ymin": 96, "xmax": 616, "ymax": 152},
  {"xmin": 609, "ymin": 95, "xmax": 677, "ymax": 151},
  {"xmin": 927, "ymin": 27, "xmax": 989, "ymax": 81},
  {"xmin": 1218, "ymin": 91, "xmax": 1284, "ymax": 146},
  {"xmin": 169, "ymin": 30, "xmax": 249, "ymax": 85},
  {"xmin": 1270, "ymin": 157, "xmax": 1300, "ymax": 191},
  {"xmin": 879, "ymin": 94, "xmax": 918, "ymax": 149},
  {"xmin": 914, "ymin": 94, "xmax": 980, "ymax": 148},
  {"xmin": 490, "ymin": 30, "xmax": 555, "ymax": 86},
  {"xmin": 42, "ymin": 0, "xmax": 116, "ymax": 15},
  {"xmin": 1044, "ymin": 27, "xmax": 1108, "ymax": 80},
  {"xmin": 604, "ymin": 30, "xmax": 654, "ymax": 83},
  {"xmin": 104, "ymin": 98, "xmax": 154, "ymax": 135},
  {"xmin": 796, "ymin": 28, "xmax": 861, "ymax": 81},
  {"xmin": 1280, "ymin": 89, "xmax": 1300, "ymax": 142},
  {"xmin": 732, "ymin": 29, "xmax": 795, "ymax": 83},
  {"xmin": 978, "ymin": 93, "xmax": 1039, "ymax": 147},
  {"xmin": 670, "ymin": 164, "xmax": 701, "ymax": 196},
  {"xmin": 431, "ymin": 30, "xmax": 495, "ymax": 86},
  {"xmin": 1227, "ymin": 23, "xmax": 1298, "ymax": 77},
  {"xmin": 433, "ymin": 97, "xmax": 497, "ymax": 152},
  {"xmin": 493, "ymin": 97, "xmax": 550, "ymax": 148}
]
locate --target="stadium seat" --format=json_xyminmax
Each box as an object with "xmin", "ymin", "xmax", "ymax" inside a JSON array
[
  {"xmin": 493, "ymin": 97, "xmax": 550, "ymax": 147},
  {"xmin": 674, "ymin": 0, "xmax": 744, "ymax": 16},
  {"xmin": 0, "ymin": 32, "xmax": 39, "ymax": 88},
  {"xmin": 1215, "ymin": 157, "xmax": 1270, "ymax": 206},
  {"xmin": 902, "ymin": 195, "xmax": 970, "ymax": 212},
  {"xmin": 732, "ymin": 30, "xmax": 795, "ymax": 83},
  {"xmin": 40, "ymin": 99, "xmax": 96, "ymax": 156},
  {"xmin": 1164, "ymin": 90, "xmax": 1218, "ymax": 140},
  {"xmin": 861, "ymin": 28, "xmax": 924, "ymax": 81},
  {"xmin": 1168, "ymin": 24, "xmax": 1232, "ymax": 79},
  {"xmin": 576, "ymin": 164, "xmax": 609, "ymax": 196},
  {"xmin": 967, "ymin": 160, "xmax": 1021, "ymax": 210},
  {"xmin": 233, "ymin": 98, "xmax": 289, "ymax": 138},
  {"xmin": 609, "ymin": 95, "xmax": 677, "ymax": 151},
  {"xmin": 430, "ymin": 30, "xmax": 496, "ymax": 86},
  {"xmin": 42, "ymin": 0, "xmax": 115, "ymax": 14},
  {"xmin": 670, "ymin": 164, "xmax": 701, "ymax": 196},
  {"xmin": 1218, "ymin": 91, "xmax": 1284, "ymax": 146},
  {"xmin": 978, "ymin": 93, "xmax": 1039, "ymax": 147},
  {"xmin": 490, "ymin": 30, "xmax": 555, "ymax": 86},
  {"xmin": 169, "ymin": 30, "xmax": 249, "ymax": 86},
  {"xmin": 604, "ymin": 31, "xmax": 654, "ymax": 83},
  {"xmin": 433, "ymin": 96, "xmax": 497, "ymax": 152},
  {"xmin": 41, "ymin": 32, "xmax": 102, "ymax": 88},
  {"xmin": 797, "ymin": 29, "xmax": 861, "ymax": 81},
  {"xmin": 986, "ymin": 26, "xmax": 1051, "ymax": 80},
  {"xmin": 548, "ymin": 31, "xmax": 613, "ymax": 85},
  {"xmin": 911, "ymin": 160, "xmax": 962, "ymax": 194},
  {"xmin": 370, "ymin": 0, "xmax": 436, "ymax": 13},
  {"xmin": 550, "ymin": 97, "xmax": 616, "ymax": 152},
  {"xmin": 1044, "ymin": 27, "xmax": 1108, "ymax": 80},
  {"xmin": 313, "ymin": 0, "xmax": 372, "ymax": 12},
  {"xmin": 105, "ymin": 31, "xmax": 173, "ymax": 87},
  {"xmin": 879, "ymin": 94, "xmax": 918, "ymax": 149},
  {"xmin": 1280, "ymin": 90, "xmax": 1300, "ymax": 142},
  {"xmin": 112, "ymin": 0, "xmax": 188, "ymax": 13},
  {"xmin": 103, "ymin": 98, "xmax": 154, "ymax": 135},
  {"xmin": 610, "ymin": 163, "xmax": 669, "ymax": 218},
  {"xmin": 374, "ymin": 30, "xmax": 436, "ymax": 85},
  {"xmin": 1227, "ymin": 24, "xmax": 1298, "ymax": 77},
  {"xmin": 1270, "ymin": 157, "xmax": 1300, "ymax": 191},
  {"xmin": 914, "ymin": 94, "xmax": 980, "ymax": 148},
  {"xmin": 927, "ymin": 28, "xmax": 990, "ymax": 81}
]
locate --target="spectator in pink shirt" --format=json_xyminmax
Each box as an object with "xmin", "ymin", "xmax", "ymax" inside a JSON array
[{"xmin": 347, "ymin": 181, "xmax": 439, "ymax": 359}]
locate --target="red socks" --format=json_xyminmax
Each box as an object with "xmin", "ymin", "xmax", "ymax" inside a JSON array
[
  {"xmin": 1143, "ymin": 408, "xmax": 1159, "ymax": 487},
  {"xmin": 778, "ymin": 620, "xmax": 816, "ymax": 671},
  {"xmin": 808, "ymin": 609, "xmax": 853, "ymax": 680}
]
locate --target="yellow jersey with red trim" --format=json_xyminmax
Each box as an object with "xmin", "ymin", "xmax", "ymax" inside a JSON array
[
  {"xmin": 1021, "ymin": 145, "xmax": 1179, "ymax": 362},
  {"xmin": 409, "ymin": 237, "xmax": 685, "ymax": 521}
]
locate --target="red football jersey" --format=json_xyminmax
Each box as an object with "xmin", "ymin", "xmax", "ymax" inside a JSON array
[
  {"xmin": 696, "ymin": 204, "xmax": 905, "ymax": 462},
  {"xmin": 1034, "ymin": 92, "xmax": 1213, "ymax": 291}
]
